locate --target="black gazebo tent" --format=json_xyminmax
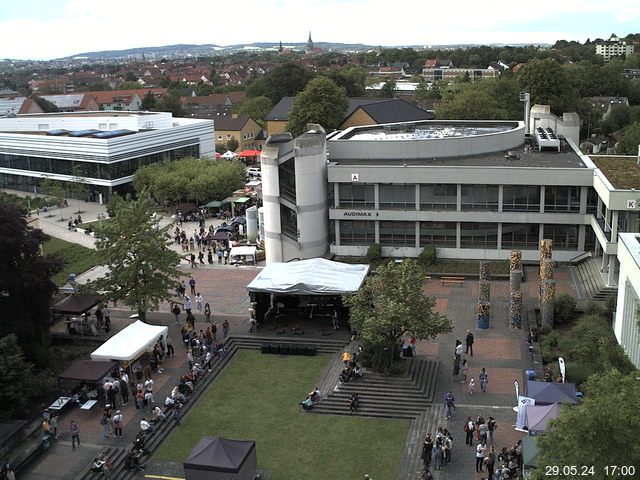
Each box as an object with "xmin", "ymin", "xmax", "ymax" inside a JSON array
[
  {"xmin": 58, "ymin": 360, "xmax": 118, "ymax": 384},
  {"xmin": 184, "ymin": 437, "xmax": 257, "ymax": 480},
  {"xmin": 51, "ymin": 293, "xmax": 101, "ymax": 315}
]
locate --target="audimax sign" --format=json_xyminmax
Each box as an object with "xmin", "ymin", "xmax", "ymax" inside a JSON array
[{"xmin": 342, "ymin": 210, "xmax": 379, "ymax": 217}]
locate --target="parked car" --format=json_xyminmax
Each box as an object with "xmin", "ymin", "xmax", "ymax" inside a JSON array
[{"xmin": 247, "ymin": 167, "xmax": 261, "ymax": 178}]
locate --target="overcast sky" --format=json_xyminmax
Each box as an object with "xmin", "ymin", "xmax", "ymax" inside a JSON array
[{"xmin": 1, "ymin": 0, "xmax": 639, "ymax": 60}]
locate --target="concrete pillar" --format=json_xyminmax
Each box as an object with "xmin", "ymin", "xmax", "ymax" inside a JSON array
[
  {"xmin": 579, "ymin": 186, "xmax": 588, "ymax": 215},
  {"xmin": 479, "ymin": 280, "xmax": 490, "ymax": 302},
  {"xmin": 611, "ymin": 210, "xmax": 619, "ymax": 241},
  {"xmin": 539, "ymin": 185, "xmax": 545, "ymax": 213},
  {"xmin": 477, "ymin": 301, "xmax": 490, "ymax": 329},
  {"xmin": 607, "ymin": 255, "xmax": 617, "ymax": 287},
  {"xmin": 334, "ymin": 220, "xmax": 341, "ymax": 247},
  {"xmin": 498, "ymin": 185, "xmax": 504, "ymax": 213},
  {"xmin": 480, "ymin": 262, "xmax": 491, "ymax": 281},
  {"xmin": 510, "ymin": 293, "xmax": 523, "ymax": 329},
  {"xmin": 510, "ymin": 250, "xmax": 522, "ymax": 271},
  {"xmin": 541, "ymin": 279, "xmax": 556, "ymax": 327},
  {"xmin": 456, "ymin": 184, "xmax": 462, "ymax": 212},
  {"xmin": 510, "ymin": 270, "xmax": 523, "ymax": 292}
]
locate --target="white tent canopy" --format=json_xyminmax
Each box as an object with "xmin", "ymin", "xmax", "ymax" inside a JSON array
[
  {"xmin": 221, "ymin": 150, "xmax": 238, "ymax": 159},
  {"xmin": 246, "ymin": 258, "xmax": 369, "ymax": 295},
  {"xmin": 91, "ymin": 320, "xmax": 168, "ymax": 362}
]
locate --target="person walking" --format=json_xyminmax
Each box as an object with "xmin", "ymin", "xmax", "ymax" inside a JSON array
[
  {"xmin": 454, "ymin": 340, "xmax": 463, "ymax": 361},
  {"xmin": 100, "ymin": 413, "xmax": 110, "ymax": 439},
  {"xmin": 172, "ymin": 304, "xmax": 181, "ymax": 324},
  {"xmin": 444, "ymin": 391, "xmax": 455, "ymax": 420},
  {"xmin": 222, "ymin": 319, "xmax": 229, "ymax": 338},
  {"xmin": 465, "ymin": 330, "xmax": 475, "ymax": 356},
  {"xmin": 475, "ymin": 441, "xmax": 487, "ymax": 473},
  {"xmin": 223, "ymin": 249, "xmax": 229, "ymax": 264},
  {"xmin": 487, "ymin": 417, "xmax": 497, "ymax": 444},
  {"xmin": 432, "ymin": 442, "xmax": 443, "ymax": 471},
  {"xmin": 69, "ymin": 420, "xmax": 80, "ymax": 450},
  {"xmin": 204, "ymin": 303, "xmax": 211, "ymax": 323},
  {"xmin": 112, "ymin": 411, "xmax": 123, "ymax": 437},
  {"xmin": 461, "ymin": 359, "xmax": 469, "ymax": 384},
  {"xmin": 102, "ymin": 304, "xmax": 111, "ymax": 333},
  {"xmin": 184, "ymin": 297, "xmax": 192, "ymax": 315},
  {"xmin": 485, "ymin": 446, "xmax": 496, "ymax": 478},
  {"xmin": 465, "ymin": 416, "xmax": 475, "ymax": 445},
  {"xmin": 189, "ymin": 276, "xmax": 196, "ymax": 295},
  {"xmin": 468, "ymin": 378, "xmax": 476, "ymax": 395},
  {"xmin": 452, "ymin": 357, "xmax": 460, "ymax": 382},
  {"xmin": 195, "ymin": 293, "xmax": 204, "ymax": 312},
  {"xmin": 479, "ymin": 367, "xmax": 489, "ymax": 393}
]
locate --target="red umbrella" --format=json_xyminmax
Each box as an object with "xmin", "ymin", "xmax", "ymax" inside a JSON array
[
  {"xmin": 215, "ymin": 152, "xmax": 221, "ymax": 158},
  {"xmin": 238, "ymin": 149, "xmax": 262, "ymax": 157}
]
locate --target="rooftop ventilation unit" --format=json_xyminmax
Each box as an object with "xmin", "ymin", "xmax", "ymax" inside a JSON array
[{"xmin": 535, "ymin": 127, "xmax": 560, "ymax": 152}]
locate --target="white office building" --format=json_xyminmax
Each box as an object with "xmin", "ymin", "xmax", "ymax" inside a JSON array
[
  {"xmin": 0, "ymin": 111, "xmax": 214, "ymax": 202},
  {"xmin": 260, "ymin": 107, "xmax": 640, "ymax": 292}
]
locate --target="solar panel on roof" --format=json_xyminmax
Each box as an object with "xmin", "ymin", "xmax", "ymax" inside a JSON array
[
  {"xmin": 46, "ymin": 129, "xmax": 70, "ymax": 136},
  {"xmin": 68, "ymin": 129, "xmax": 100, "ymax": 137},
  {"xmin": 91, "ymin": 129, "xmax": 134, "ymax": 139}
]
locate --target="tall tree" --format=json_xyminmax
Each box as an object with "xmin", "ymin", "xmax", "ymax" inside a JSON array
[
  {"xmin": 0, "ymin": 202, "xmax": 63, "ymax": 363},
  {"xmin": 616, "ymin": 121, "xmax": 640, "ymax": 155},
  {"xmin": 380, "ymin": 79, "xmax": 398, "ymax": 98},
  {"xmin": 437, "ymin": 85, "xmax": 509, "ymax": 120},
  {"xmin": 30, "ymin": 95, "xmax": 60, "ymax": 113},
  {"xmin": 534, "ymin": 369, "xmax": 640, "ymax": 479},
  {"xmin": 140, "ymin": 90, "xmax": 158, "ymax": 110},
  {"xmin": 344, "ymin": 260, "xmax": 452, "ymax": 372},
  {"xmin": 286, "ymin": 77, "xmax": 348, "ymax": 137},
  {"xmin": 226, "ymin": 136, "xmax": 239, "ymax": 153},
  {"xmin": 0, "ymin": 334, "xmax": 37, "ymax": 419},
  {"xmin": 237, "ymin": 96, "xmax": 273, "ymax": 126},
  {"xmin": 263, "ymin": 62, "xmax": 314, "ymax": 104},
  {"xmin": 156, "ymin": 92, "xmax": 184, "ymax": 117},
  {"xmin": 328, "ymin": 65, "xmax": 368, "ymax": 97},
  {"xmin": 517, "ymin": 59, "xmax": 578, "ymax": 115},
  {"xmin": 90, "ymin": 192, "xmax": 181, "ymax": 322}
]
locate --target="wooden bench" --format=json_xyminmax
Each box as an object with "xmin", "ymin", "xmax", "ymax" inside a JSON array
[{"xmin": 441, "ymin": 276, "xmax": 465, "ymax": 286}]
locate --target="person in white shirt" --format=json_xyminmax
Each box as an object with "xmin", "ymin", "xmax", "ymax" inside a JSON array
[{"xmin": 195, "ymin": 293, "xmax": 203, "ymax": 311}]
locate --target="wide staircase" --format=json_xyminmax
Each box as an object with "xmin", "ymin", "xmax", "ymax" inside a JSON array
[
  {"xmin": 74, "ymin": 335, "xmax": 346, "ymax": 480},
  {"xmin": 572, "ymin": 257, "xmax": 618, "ymax": 300},
  {"xmin": 310, "ymin": 357, "xmax": 439, "ymax": 419}
]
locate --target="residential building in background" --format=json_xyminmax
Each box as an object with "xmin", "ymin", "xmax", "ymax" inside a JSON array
[{"xmin": 595, "ymin": 34, "xmax": 635, "ymax": 61}]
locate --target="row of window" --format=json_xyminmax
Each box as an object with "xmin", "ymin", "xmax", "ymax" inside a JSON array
[
  {"xmin": 0, "ymin": 145, "xmax": 199, "ymax": 180},
  {"xmin": 337, "ymin": 184, "xmax": 594, "ymax": 213},
  {"xmin": 338, "ymin": 221, "xmax": 580, "ymax": 250},
  {"xmin": 216, "ymin": 132, "xmax": 255, "ymax": 142}
]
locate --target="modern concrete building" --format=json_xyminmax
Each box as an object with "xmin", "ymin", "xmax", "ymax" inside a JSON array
[
  {"xmin": 260, "ymin": 106, "xmax": 640, "ymax": 289},
  {"xmin": 614, "ymin": 232, "xmax": 640, "ymax": 368},
  {"xmin": 0, "ymin": 111, "xmax": 214, "ymax": 202}
]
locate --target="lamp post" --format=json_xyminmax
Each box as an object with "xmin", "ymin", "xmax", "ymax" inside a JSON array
[{"xmin": 97, "ymin": 213, "xmax": 105, "ymax": 229}]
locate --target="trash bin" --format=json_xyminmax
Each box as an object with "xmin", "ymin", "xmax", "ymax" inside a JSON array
[{"xmin": 525, "ymin": 370, "xmax": 536, "ymax": 381}]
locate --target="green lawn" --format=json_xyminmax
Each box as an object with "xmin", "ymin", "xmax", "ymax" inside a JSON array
[
  {"xmin": 42, "ymin": 237, "xmax": 101, "ymax": 286},
  {"xmin": 156, "ymin": 350, "xmax": 409, "ymax": 479}
]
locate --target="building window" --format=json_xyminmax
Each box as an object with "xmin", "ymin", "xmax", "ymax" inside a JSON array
[
  {"xmin": 278, "ymin": 158, "xmax": 296, "ymax": 203},
  {"xmin": 338, "ymin": 184, "xmax": 374, "ymax": 208},
  {"xmin": 460, "ymin": 222, "xmax": 498, "ymax": 248},
  {"xmin": 502, "ymin": 186, "xmax": 540, "ymax": 212},
  {"xmin": 544, "ymin": 186, "xmax": 581, "ymax": 213},
  {"xmin": 501, "ymin": 223, "xmax": 540, "ymax": 249},
  {"xmin": 339, "ymin": 220, "xmax": 375, "ymax": 245},
  {"xmin": 226, "ymin": 134, "xmax": 232, "ymax": 140},
  {"xmin": 217, "ymin": 135, "xmax": 223, "ymax": 141},
  {"xmin": 380, "ymin": 221, "xmax": 416, "ymax": 246},
  {"xmin": 543, "ymin": 224, "xmax": 578, "ymax": 250},
  {"xmin": 420, "ymin": 221, "xmax": 456, "ymax": 247},
  {"xmin": 379, "ymin": 184, "xmax": 415, "ymax": 209},
  {"xmin": 420, "ymin": 184, "xmax": 457, "ymax": 210},
  {"xmin": 461, "ymin": 185, "xmax": 499, "ymax": 211},
  {"xmin": 587, "ymin": 187, "xmax": 598, "ymax": 214},
  {"xmin": 280, "ymin": 204, "xmax": 298, "ymax": 240}
]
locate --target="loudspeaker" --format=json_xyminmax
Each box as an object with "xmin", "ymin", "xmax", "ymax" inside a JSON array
[
  {"xmin": 297, "ymin": 345, "xmax": 307, "ymax": 356},
  {"xmin": 289, "ymin": 345, "xmax": 299, "ymax": 356},
  {"xmin": 306, "ymin": 345, "xmax": 317, "ymax": 356},
  {"xmin": 279, "ymin": 344, "xmax": 290, "ymax": 355},
  {"xmin": 271, "ymin": 344, "xmax": 280, "ymax": 355},
  {"xmin": 261, "ymin": 344, "xmax": 270, "ymax": 354}
]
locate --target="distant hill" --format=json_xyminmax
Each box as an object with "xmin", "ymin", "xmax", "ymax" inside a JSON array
[{"xmin": 60, "ymin": 41, "xmax": 551, "ymax": 60}]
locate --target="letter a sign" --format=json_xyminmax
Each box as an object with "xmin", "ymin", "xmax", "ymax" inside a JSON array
[{"xmin": 351, "ymin": 173, "xmax": 359, "ymax": 182}]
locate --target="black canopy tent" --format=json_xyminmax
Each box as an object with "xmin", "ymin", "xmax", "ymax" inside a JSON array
[
  {"xmin": 51, "ymin": 293, "xmax": 101, "ymax": 315},
  {"xmin": 59, "ymin": 360, "xmax": 118, "ymax": 384},
  {"xmin": 184, "ymin": 437, "xmax": 257, "ymax": 480}
]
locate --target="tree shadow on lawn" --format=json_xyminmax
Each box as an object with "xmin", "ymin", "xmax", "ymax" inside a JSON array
[{"xmin": 155, "ymin": 350, "xmax": 409, "ymax": 480}]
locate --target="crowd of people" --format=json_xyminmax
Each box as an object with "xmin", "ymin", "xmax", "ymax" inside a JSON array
[{"xmin": 338, "ymin": 348, "xmax": 363, "ymax": 384}]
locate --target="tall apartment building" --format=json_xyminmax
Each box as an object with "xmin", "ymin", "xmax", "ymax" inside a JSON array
[{"xmin": 595, "ymin": 34, "xmax": 635, "ymax": 62}]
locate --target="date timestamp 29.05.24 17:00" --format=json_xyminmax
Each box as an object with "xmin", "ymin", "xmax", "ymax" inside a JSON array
[{"xmin": 545, "ymin": 465, "xmax": 636, "ymax": 476}]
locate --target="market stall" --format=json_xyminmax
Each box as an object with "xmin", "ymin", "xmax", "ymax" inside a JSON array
[
  {"xmin": 90, "ymin": 320, "xmax": 167, "ymax": 362},
  {"xmin": 184, "ymin": 437, "xmax": 257, "ymax": 480}
]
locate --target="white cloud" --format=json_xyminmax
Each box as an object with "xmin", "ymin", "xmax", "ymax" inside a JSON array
[{"xmin": 1, "ymin": 0, "xmax": 638, "ymax": 59}]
